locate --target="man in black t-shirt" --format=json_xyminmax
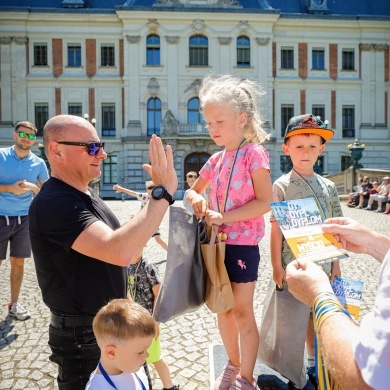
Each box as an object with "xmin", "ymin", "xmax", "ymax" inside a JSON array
[
  {"xmin": 29, "ymin": 114, "xmax": 177, "ymax": 390},
  {"xmin": 355, "ymin": 176, "xmax": 373, "ymax": 209}
]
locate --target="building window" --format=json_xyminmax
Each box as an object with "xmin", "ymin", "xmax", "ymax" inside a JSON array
[
  {"xmin": 103, "ymin": 155, "xmax": 118, "ymax": 184},
  {"xmin": 147, "ymin": 98, "xmax": 162, "ymax": 136},
  {"xmin": 189, "ymin": 35, "xmax": 208, "ymax": 66},
  {"xmin": 146, "ymin": 34, "xmax": 160, "ymax": 66},
  {"xmin": 312, "ymin": 49, "xmax": 325, "ymax": 70},
  {"xmin": 67, "ymin": 44, "xmax": 81, "ymax": 67},
  {"xmin": 314, "ymin": 155, "xmax": 324, "ymax": 174},
  {"xmin": 237, "ymin": 36, "xmax": 250, "ymax": 67},
  {"xmin": 312, "ymin": 105, "xmax": 325, "ymax": 122},
  {"xmin": 280, "ymin": 156, "xmax": 292, "ymax": 174},
  {"xmin": 342, "ymin": 106, "xmax": 355, "ymax": 138},
  {"xmin": 34, "ymin": 104, "xmax": 49, "ymax": 136},
  {"xmin": 101, "ymin": 45, "xmax": 115, "ymax": 67},
  {"xmin": 187, "ymin": 97, "xmax": 202, "ymax": 124},
  {"xmin": 68, "ymin": 103, "xmax": 82, "ymax": 117},
  {"xmin": 342, "ymin": 49, "xmax": 355, "ymax": 70},
  {"xmin": 34, "ymin": 44, "xmax": 48, "ymax": 66},
  {"xmin": 341, "ymin": 155, "xmax": 352, "ymax": 171},
  {"xmin": 281, "ymin": 47, "xmax": 294, "ymax": 69},
  {"xmin": 281, "ymin": 105, "xmax": 294, "ymax": 137},
  {"xmin": 102, "ymin": 104, "xmax": 116, "ymax": 136}
]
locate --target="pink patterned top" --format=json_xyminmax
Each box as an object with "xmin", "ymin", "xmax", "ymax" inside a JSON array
[{"xmin": 200, "ymin": 142, "xmax": 270, "ymax": 245}]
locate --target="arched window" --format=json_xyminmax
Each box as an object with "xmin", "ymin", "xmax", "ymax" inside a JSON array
[
  {"xmin": 187, "ymin": 97, "xmax": 202, "ymax": 124},
  {"xmin": 237, "ymin": 36, "xmax": 250, "ymax": 67},
  {"xmin": 189, "ymin": 35, "xmax": 208, "ymax": 66},
  {"xmin": 146, "ymin": 34, "xmax": 160, "ymax": 66},
  {"xmin": 147, "ymin": 97, "xmax": 162, "ymax": 136}
]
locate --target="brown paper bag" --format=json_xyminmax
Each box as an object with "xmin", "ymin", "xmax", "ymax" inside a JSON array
[{"xmin": 201, "ymin": 226, "xmax": 235, "ymax": 313}]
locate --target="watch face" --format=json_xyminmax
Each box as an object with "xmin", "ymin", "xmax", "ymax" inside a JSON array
[{"xmin": 153, "ymin": 186, "xmax": 164, "ymax": 198}]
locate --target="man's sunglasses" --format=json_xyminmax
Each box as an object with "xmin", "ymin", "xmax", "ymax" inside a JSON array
[
  {"xmin": 187, "ymin": 174, "xmax": 197, "ymax": 178},
  {"xmin": 16, "ymin": 131, "xmax": 36, "ymax": 140},
  {"xmin": 57, "ymin": 141, "xmax": 105, "ymax": 156}
]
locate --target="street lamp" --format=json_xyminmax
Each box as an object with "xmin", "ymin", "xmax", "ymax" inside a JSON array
[{"xmin": 84, "ymin": 113, "xmax": 96, "ymax": 127}]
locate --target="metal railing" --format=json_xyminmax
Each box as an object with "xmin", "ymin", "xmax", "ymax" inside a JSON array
[{"xmin": 177, "ymin": 123, "xmax": 208, "ymax": 134}]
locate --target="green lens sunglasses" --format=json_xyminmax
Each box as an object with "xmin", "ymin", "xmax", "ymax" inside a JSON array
[{"xmin": 16, "ymin": 131, "xmax": 36, "ymax": 140}]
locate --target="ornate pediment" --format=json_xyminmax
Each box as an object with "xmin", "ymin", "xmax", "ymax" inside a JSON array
[
  {"xmin": 308, "ymin": 0, "xmax": 329, "ymax": 14},
  {"xmin": 184, "ymin": 79, "xmax": 202, "ymax": 94},
  {"xmin": 62, "ymin": 0, "xmax": 85, "ymax": 8},
  {"xmin": 152, "ymin": 0, "xmax": 242, "ymax": 8},
  {"xmin": 161, "ymin": 110, "xmax": 179, "ymax": 135},
  {"xmin": 148, "ymin": 78, "xmax": 160, "ymax": 97},
  {"xmin": 147, "ymin": 19, "xmax": 160, "ymax": 33}
]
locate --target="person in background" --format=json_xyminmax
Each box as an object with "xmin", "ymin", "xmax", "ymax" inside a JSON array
[
  {"xmin": 128, "ymin": 248, "xmax": 179, "ymax": 390},
  {"xmin": 347, "ymin": 177, "xmax": 362, "ymax": 207},
  {"xmin": 363, "ymin": 176, "xmax": 390, "ymax": 212},
  {"xmin": 86, "ymin": 299, "xmax": 156, "ymax": 390},
  {"xmin": 186, "ymin": 74, "xmax": 272, "ymax": 390},
  {"xmin": 286, "ymin": 217, "xmax": 390, "ymax": 390},
  {"xmin": 29, "ymin": 114, "xmax": 177, "ymax": 389},
  {"xmin": 354, "ymin": 176, "xmax": 373, "ymax": 209},
  {"xmin": 0, "ymin": 121, "xmax": 49, "ymax": 320},
  {"xmin": 183, "ymin": 171, "xmax": 208, "ymax": 214},
  {"xmin": 113, "ymin": 181, "xmax": 168, "ymax": 251},
  {"xmin": 185, "ymin": 171, "xmax": 198, "ymax": 189},
  {"xmin": 270, "ymin": 114, "xmax": 342, "ymax": 390},
  {"xmin": 385, "ymin": 196, "xmax": 390, "ymax": 215}
]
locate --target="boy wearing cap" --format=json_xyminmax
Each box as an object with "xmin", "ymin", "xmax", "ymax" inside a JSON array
[
  {"xmin": 0, "ymin": 121, "xmax": 49, "ymax": 320},
  {"xmin": 269, "ymin": 114, "xmax": 342, "ymax": 390}
]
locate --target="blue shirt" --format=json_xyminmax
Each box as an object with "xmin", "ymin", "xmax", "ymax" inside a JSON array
[{"xmin": 0, "ymin": 146, "xmax": 49, "ymax": 216}]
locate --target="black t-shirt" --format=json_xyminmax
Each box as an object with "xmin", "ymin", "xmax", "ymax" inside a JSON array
[
  {"xmin": 29, "ymin": 178, "xmax": 126, "ymax": 316},
  {"xmin": 361, "ymin": 181, "xmax": 373, "ymax": 197}
]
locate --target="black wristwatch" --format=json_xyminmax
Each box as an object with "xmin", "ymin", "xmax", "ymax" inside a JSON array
[{"xmin": 151, "ymin": 186, "xmax": 175, "ymax": 205}]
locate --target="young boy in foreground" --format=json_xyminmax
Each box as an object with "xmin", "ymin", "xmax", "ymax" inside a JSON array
[
  {"xmin": 86, "ymin": 299, "xmax": 157, "ymax": 390},
  {"xmin": 270, "ymin": 114, "xmax": 342, "ymax": 390}
]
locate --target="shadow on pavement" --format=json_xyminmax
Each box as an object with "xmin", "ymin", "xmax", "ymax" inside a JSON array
[{"xmin": 0, "ymin": 318, "xmax": 18, "ymax": 350}]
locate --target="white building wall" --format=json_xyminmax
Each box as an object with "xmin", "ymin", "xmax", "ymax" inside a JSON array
[{"xmin": 0, "ymin": 8, "xmax": 389, "ymax": 198}]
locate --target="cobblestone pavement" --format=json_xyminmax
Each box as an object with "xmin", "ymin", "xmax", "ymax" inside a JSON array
[{"xmin": 0, "ymin": 201, "xmax": 388, "ymax": 390}]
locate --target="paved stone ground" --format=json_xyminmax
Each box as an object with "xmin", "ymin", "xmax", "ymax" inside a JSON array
[{"xmin": 0, "ymin": 201, "xmax": 388, "ymax": 390}]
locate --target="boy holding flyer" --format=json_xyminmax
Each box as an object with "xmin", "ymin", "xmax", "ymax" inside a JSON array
[{"xmin": 269, "ymin": 114, "xmax": 343, "ymax": 390}]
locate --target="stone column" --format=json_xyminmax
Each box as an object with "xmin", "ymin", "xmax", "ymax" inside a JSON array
[
  {"xmin": 217, "ymin": 37, "xmax": 232, "ymax": 74},
  {"xmin": 0, "ymin": 37, "xmax": 12, "ymax": 124},
  {"xmin": 165, "ymin": 36, "xmax": 180, "ymax": 115},
  {"xmin": 374, "ymin": 44, "xmax": 387, "ymax": 127},
  {"xmin": 256, "ymin": 38, "xmax": 271, "ymax": 118},
  {"xmin": 360, "ymin": 44, "xmax": 374, "ymax": 127},
  {"xmin": 13, "ymin": 37, "xmax": 28, "ymax": 123},
  {"xmin": 125, "ymin": 35, "xmax": 141, "ymax": 128}
]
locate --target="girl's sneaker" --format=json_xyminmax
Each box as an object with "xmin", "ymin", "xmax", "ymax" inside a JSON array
[
  {"xmin": 229, "ymin": 375, "xmax": 259, "ymax": 390},
  {"xmin": 214, "ymin": 361, "xmax": 240, "ymax": 390}
]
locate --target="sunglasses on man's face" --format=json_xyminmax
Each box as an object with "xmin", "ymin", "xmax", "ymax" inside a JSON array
[
  {"xmin": 187, "ymin": 175, "xmax": 197, "ymax": 179},
  {"xmin": 57, "ymin": 141, "xmax": 105, "ymax": 156},
  {"xmin": 16, "ymin": 131, "xmax": 36, "ymax": 140}
]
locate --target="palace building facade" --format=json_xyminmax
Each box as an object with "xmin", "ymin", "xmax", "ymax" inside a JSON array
[{"xmin": 0, "ymin": 0, "xmax": 389, "ymax": 198}]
